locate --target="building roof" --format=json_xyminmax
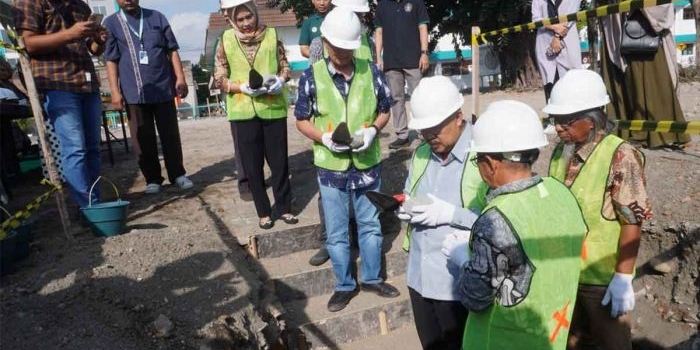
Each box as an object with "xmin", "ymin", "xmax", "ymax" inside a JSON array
[{"xmin": 202, "ymin": 0, "xmax": 297, "ymax": 70}]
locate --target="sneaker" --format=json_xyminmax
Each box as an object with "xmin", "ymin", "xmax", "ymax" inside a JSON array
[
  {"xmin": 327, "ymin": 289, "xmax": 357, "ymax": 312},
  {"xmin": 388, "ymin": 138, "xmax": 410, "ymax": 149},
  {"xmin": 145, "ymin": 183, "xmax": 161, "ymax": 194},
  {"xmin": 361, "ymin": 282, "xmax": 400, "ymax": 298},
  {"xmin": 175, "ymin": 175, "xmax": 193, "ymax": 190}
]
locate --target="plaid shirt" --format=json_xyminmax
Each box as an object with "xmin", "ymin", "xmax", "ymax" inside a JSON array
[{"xmin": 13, "ymin": 0, "xmax": 100, "ymax": 93}]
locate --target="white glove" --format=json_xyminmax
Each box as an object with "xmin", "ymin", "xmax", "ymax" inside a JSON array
[
  {"xmin": 601, "ymin": 272, "xmax": 635, "ymax": 318},
  {"xmin": 352, "ymin": 127, "xmax": 377, "ymax": 153},
  {"xmin": 396, "ymin": 205, "xmax": 412, "ymax": 221},
  {"xmin": 240, "ymin": 83, "xmax": 267, "ymax": 97},
  {"xmin": 266, "ymin": 76, "xmax": 285, "ymax": 95},
  {"xmin": 441, "ymin": 231, "xmax": 472, "ymax": 267},
  {"xmin": 321, "ymin": 132, "xmax": 351, "ymax": 153},
  {"xmin": 409, "ymin": 193, "xmax": 456, "ymax": 227}
]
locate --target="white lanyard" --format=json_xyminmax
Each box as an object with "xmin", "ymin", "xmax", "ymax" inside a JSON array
[{"xmin": 119, "ymin": 10, "xmax": 143, "ymax": 47}]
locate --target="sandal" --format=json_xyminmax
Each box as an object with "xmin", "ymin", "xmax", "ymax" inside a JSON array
[
  {"xmin": 259, "ymin": 218, "xmax": 274, "ymax": 230},
  {"xmin": 281, "ymin": 214, "xmax": 298, "ymax": 225}
]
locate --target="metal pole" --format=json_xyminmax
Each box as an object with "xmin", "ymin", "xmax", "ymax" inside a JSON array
[{"xmin": 471, "ymin": 27, "xmax": 481, "ymax": 123}]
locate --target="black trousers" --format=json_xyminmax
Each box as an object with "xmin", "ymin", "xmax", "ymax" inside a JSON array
[
  {"xmin": 409, "ymin": 287, "xmax": 468, "ymax": 350},
  {"xmin": 127, "ymin": 101, "xmax": 186, "ymax": 185},
  {"xmin": 233, "ymin": 117, "xmax": 291, "ymax": 218},
  {"xmin": 228, "ymin": 121, "xmax": 248, "ymax": 188}
]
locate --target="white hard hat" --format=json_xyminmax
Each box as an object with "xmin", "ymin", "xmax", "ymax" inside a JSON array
[
  {"xmin": 542, "ymin": 69, "xmax": 610, "ymax": 115},
  {"xmin": 332, "ymin": 0, "xmax": 370, "ymax": 12},
  {"xmin": 472, "ymin": 100, "xmax": 548, "ymax": 153},
  {"xmin": 408, "ymin": 76, "xmax": 464, "ymax": 130},
  {"xmin": 320, "ymin": 8, "xmax": 361, "ymax": 50},
  {"xmin": 220, "ymin": 0, "xmax": 249, "ymax": 9}
]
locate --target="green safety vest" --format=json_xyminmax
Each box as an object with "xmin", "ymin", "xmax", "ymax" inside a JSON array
[
  {"xmin": 463, "ymin": 177, "xmax": 587, "ymax": 350},
  {"xmin": 402, "ymin": 143, "xmax": 488, "ymax": 251},
  {"xmin": 323, "ymin": 33, "xmax": 372, "ymax": 61},
  {"xmin": 311, "ymin": 58, "xmax": 380, "ymax": 171},
  {"xmin": 549, "ymin": 135, "xmax": 627, "ymax": 285},
  {"xmin": 223, "ymin": 28, "xmax": 287, "ymax": 121}
]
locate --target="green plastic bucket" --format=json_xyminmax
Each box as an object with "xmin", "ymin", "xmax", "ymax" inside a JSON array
[{"xmin": 80, "ymin": 176, "xmax": 130, "ymax": 237}]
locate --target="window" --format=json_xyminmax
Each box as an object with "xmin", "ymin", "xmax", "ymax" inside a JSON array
[
  {"xmin": 683, "ymin": 8, "xmax": 694, "ymax": 20},
  {"xmin": 682, "ymin": 44, "xmax": 694, "ymax": 56},
  {"xmin": 92, "ymin": 5, "xmax": 107, "ymax": 15}
]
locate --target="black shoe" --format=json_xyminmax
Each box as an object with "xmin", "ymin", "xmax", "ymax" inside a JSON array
[
  {"xmin": 362, "ymin": 282, "xmax": 400, "ymax": 298},
  {"xmin": 281, "ymin": 214, "xmax": 299, "ymax": 225},
  {"xmin": 258, "ymin": 218, "xmax": 274, "ymax": 230},
  {"xmin": 308, "ymin": 247, "xmax": 329, "ymax": 266},
  {"xmin": 239, "ymin": 184, "xmax": 253, "ymax": 202},
  {"xmin": 327, "ymin": 289, "xmax": 357, "ymax": 312},
  {"xmin": 388, "ymin": 138, "xmax": 410, "ymax": 149}
]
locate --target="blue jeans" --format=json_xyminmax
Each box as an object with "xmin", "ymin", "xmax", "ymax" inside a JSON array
[
  {"xmin": 319, "ymin": 177, "xmax": 383, "ymax": 291},
  {"xmin": 44, "ymin": 91, "xmax": 102, "ymax": 208}
]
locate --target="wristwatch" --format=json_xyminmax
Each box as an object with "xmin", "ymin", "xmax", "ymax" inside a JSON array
[{"xmin": 421, "ymin": 50, "xmax": 428, "ymax": 55}]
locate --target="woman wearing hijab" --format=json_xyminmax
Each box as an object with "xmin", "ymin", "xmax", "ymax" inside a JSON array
[{"xmin": 214, "ymin": 0, "xmax": 297, "ymax": 229}]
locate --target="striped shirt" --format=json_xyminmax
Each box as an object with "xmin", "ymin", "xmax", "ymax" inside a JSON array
[{"xmin": 13, "ymin": 0, "xmax": 100, "ymax": 93}]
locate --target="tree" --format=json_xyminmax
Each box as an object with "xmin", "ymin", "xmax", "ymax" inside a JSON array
[
  {"xmin": 269, "ymin": 0, "xmax": 542, "ymax": 88},
  {"xmin": 192, "ymin": 54, "xmax": 211, "ymax": 106},
  {"xmin": 694, "ymin": 0, "xmax": 699, "ymax": 67}
]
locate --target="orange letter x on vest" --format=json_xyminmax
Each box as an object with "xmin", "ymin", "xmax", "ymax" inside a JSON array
[{"xmin": 549, "ymin": 301, "xmax": 571, "ymax": 343}]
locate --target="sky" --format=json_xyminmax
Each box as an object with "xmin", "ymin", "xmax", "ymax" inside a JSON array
[{"xmin": 139, "ymin": 0, "xmax": 223, "ymax": 63}]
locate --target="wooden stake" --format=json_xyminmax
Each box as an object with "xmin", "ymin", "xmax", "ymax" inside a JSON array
[
  {"xmin": 247, "ymin": 235, "xmax": 259, "ymax": 259},
  {"xmin": 378, "ymin": 311, "xmax": 389, "ymax": 335},
  {"xmin": 471, "ymin": 27, "xmax": 481, "ymax": 124},
  {"xmin": 16, "ymin": 38, "xmax": 73, "ymax": 241}
]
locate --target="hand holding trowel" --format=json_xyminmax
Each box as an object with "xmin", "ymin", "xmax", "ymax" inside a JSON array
[{"xmin": 365, "ymin": 191, "xmax": 433, "ymax": 219}]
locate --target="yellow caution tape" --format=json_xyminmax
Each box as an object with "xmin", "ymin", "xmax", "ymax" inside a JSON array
[
  {"xmin": 615, "ymin": 120, "xmax": 700, "ymax": 134},
  {"xmin": 474, "ymin": 0, "xmax": 679, "ymax": 44},
  {"xmin": 0, "ymin": 180, "xmax": 61, "ymax": 240}
]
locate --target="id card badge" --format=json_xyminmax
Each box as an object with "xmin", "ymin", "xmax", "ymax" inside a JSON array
[{"xmin": 139, "ymin": 50, "xmax": 149, "ymax": 65}]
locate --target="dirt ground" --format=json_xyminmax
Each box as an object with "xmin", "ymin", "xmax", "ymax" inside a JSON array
[{"xmin": 1, "ymin": 83, "xmax": 699, "ymax": 350}]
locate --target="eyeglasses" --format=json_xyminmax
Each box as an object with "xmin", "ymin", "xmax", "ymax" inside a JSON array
[
  {"xmin": 549, "ymin": 116, "xmax": 581, "ymax": 129},
  {"xmin": 470, "ymin": 154, "xmax": 488, "ymax": 166}
]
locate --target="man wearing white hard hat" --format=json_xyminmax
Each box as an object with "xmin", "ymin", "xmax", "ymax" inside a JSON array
[
  {"xmin": 295, "ymin": 7, "xmax": 397, "ymax": 312},
  {"xmin": 450, "ymin": 100, "xmax": 587, "ymax": 350},
  {"xmin": 330, "ymin": 0, "xmax": 373, "ymax": 61},
  {"xmin": 397, "ymin": 76, "xmax": 488, "ymax": 349},
  {"xmin": 544, "ymin": 69, "xmax": 651, "ymax": 350}
]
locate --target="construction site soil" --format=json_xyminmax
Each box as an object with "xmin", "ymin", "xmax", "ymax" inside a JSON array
[{"xmin": 1, "ymin": 84, "xmax": 699, "ymax": 350}]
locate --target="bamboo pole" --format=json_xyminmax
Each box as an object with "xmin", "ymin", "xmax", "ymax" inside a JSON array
[
  {"xmin": 471, "ymin": 27, "xmax": 481, "ymax": 123},
  {"xmin": 16, "ymin": 38, "xmax": 73, "ymax": 241}
]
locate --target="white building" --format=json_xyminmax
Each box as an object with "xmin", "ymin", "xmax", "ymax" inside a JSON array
[{"xmin": 674, "ymin": 0, "xmax": 697, "ymax": 67}]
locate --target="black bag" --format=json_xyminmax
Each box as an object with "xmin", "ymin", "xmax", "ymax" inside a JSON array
[{"xmin": 620, "ymin": 12, "xmax": 663, "ymax": 55}]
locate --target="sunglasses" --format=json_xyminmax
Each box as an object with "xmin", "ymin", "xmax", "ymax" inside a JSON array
[{"xmin": 548, "ymin": 116, "xmax": 582, "ymax": 129}]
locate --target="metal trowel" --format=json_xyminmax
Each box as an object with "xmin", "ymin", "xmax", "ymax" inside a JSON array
[{"xmin": 366, "ymin": 191, "xmax": 406, "ymax": 213}]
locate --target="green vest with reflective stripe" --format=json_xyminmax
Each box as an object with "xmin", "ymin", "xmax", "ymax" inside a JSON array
[
  {"xmin": 463, "ymin": 177, "xmax": 587, "ymax": 350},
  {"xmin": 322, "ymin": 33, "xmax": 372, "ymax": 61},
  {"xmin": 223, "ymin": 28, "xmax": 287, "ymax": 121},
  {"xmin": 402, "ymin": 143, "xmax": 488, "ymax": 251},
  {"xmin": 549, "ymin": 135, "xmax": 626, "ymax": 285},
  {"xmin": 311, "ymin": 58, "xmax": 380, "ymax": 171}
]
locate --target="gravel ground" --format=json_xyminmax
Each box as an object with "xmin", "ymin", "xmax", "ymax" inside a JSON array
[{"xmin": 1, "ymin": 83, "xmax": 698, "ymax": 349}]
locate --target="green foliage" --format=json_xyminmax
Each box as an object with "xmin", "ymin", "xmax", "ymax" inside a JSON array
[{"xmin": 192, "ymin": 62, "xmax": 211, "ymax": 105}]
